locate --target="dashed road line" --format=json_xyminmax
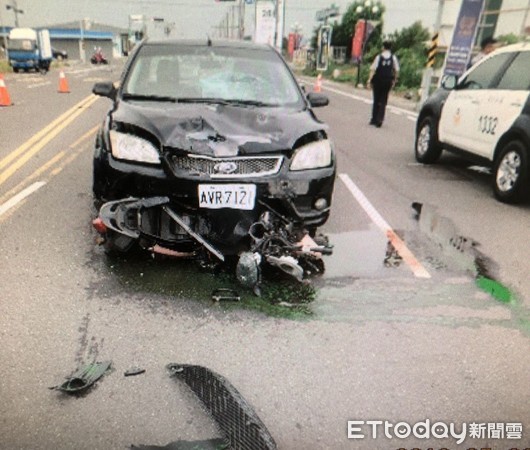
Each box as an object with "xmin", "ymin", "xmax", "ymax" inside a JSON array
[
  {"xmin": 0, "ymin": 181, "xmax": 46, "ymax": 219},
  {"xmin": 313, "ymin": 82, "xmax": 419, "ymax": 120}
]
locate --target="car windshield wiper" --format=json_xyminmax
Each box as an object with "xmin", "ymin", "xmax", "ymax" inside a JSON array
[
  {"xmin": 176, "ymin": 97, "xmax": 278, "ymax": 107},
  {"xmin": 225, "ymin": 99, "xmax": 279, "ymax": 107},
  {"xmin": 122, "ymin": 93, "xmax": 177, "ymax": 102}
]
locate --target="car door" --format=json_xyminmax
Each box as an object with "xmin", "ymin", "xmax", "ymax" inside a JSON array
[
  {"xmin": 439, "ymin": 52, "xmax": 514, "ymax": 154},
  {"xmin": 472, "ymin": 50, "xmax": 530, "ymax": 160}
]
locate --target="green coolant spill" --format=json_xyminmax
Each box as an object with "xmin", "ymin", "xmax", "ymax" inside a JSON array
[{"xmin": 476, "ymin": 276, "xmax": 513, "ymax": 303}]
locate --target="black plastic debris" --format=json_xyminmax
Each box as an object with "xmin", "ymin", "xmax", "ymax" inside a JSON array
[
  {"xmin": 131, "ymin": 439, "xmax": 228, "ymax": 450},
  {"xmin": 211, "ymin": 288, "xmax": 240, "ymax": 302},
  {"xmin": 124, "ymin": 367, "xmax": 146, "ymax": 377},
  {"xmin": 51, "ymin": 361, "xmax": 111, "ymax": 394},
  {"xmin": 167, "ymin": 364, "xmax": 277, "ymax": 450}
]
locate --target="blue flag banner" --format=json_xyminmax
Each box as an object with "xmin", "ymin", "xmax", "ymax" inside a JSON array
[{"xmin": 443, "ymin": 0, "xmax": 485, "ymax": 77}]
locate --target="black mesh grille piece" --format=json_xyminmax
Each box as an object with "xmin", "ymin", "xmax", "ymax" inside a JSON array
[
  {"xmin": 168, "ymin": 364, "xmax": 277, "ymax": 450},
  {"xmin": 170, "ymin": 155, "xmax": 282, "ymax": 177}
]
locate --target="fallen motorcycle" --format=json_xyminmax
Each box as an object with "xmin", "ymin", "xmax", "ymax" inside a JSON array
[{"xmin": 92, "ymin": 196, "xmax": 333, "ymax": 294}]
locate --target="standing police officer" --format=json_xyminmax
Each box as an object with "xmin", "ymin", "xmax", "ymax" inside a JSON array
[{"xmin": 367, "ymin": 41, "xmax": 400, "ymax": 128}]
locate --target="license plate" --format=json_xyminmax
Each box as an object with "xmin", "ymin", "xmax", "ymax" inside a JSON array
[{"xmin": 198, "ymin": 184, "xmax": 256, "ymax": 210}]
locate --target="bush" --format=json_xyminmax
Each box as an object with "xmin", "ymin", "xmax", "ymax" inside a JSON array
[{"xmin": 0, "ymin": 60, "xmax": 12, "ymax": 73}]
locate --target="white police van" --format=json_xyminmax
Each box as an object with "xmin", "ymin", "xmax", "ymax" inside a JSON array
[{"xmin": 415, "ymin": 42, "xmax": 530, "ymax": 203}]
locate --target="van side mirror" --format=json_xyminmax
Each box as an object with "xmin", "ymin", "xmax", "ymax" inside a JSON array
[
  {"xmin": 441, "ymin": 75, "xmax": 458, "ymax": 90},
  {"xmin": 93, "ymin": 82, "xmax": 116, "ymax": 100}
]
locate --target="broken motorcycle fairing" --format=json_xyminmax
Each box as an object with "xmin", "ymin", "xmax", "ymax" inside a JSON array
[{"xmin": 95, "ymin": 194, "xmax": 333, "ymax": 285}]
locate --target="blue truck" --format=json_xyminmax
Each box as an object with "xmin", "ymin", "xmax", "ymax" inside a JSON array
[{"xmin": 7, "ymin": 27, "xmax": 52, "ymax": 73}]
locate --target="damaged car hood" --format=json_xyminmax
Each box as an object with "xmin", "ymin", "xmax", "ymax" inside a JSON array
[{"xmin": 111, "ymin": 100, "xmax": 328, "ymax": 157}]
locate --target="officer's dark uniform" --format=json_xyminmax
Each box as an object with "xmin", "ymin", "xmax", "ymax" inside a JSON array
[{"xmin": 369, "ymin": 49, "xmax": 398, "ymax": 127}]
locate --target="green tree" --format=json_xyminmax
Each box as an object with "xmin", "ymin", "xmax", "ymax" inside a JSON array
[
  {"xmin": 387, "ymin": 21, "xmax": 430, "ymax": 89},
  {"xmin": 312, "ymin": 1, "xmax": 385, "ymax": 60}
]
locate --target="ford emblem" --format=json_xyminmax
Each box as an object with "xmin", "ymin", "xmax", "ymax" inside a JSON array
[{"xmin": 213, "ymin": 162, "xmax": 238, "ymax": 174}]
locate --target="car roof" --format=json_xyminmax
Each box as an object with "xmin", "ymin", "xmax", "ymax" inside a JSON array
[
  {"xmin": 142, "ymin": 38, "xmax": 274, "ymax": 52},
  {"xmin": 490, "ymin": 41, "xmax": 530, "ymax": 55}
]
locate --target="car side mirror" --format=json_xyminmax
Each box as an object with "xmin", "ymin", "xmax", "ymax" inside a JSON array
[
  {"xmin": 441, "ymin": 75, "xmax": 458, "ymax": 90},
  {"xmin": 307, "ymin": 92, "xmax": 329, "ymax": 108},
  {"xmin": 93, "ymin": 82, "xmax": 116, "ymax": 100}
]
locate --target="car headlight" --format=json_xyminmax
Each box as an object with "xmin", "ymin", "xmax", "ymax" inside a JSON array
[
  {"xmin": 290, "ymin": 140, "xmax": 332, "ymax": 171},
  {"xmin": 109, "ymin": 130, "xmax": 160, "ymax": 164}
]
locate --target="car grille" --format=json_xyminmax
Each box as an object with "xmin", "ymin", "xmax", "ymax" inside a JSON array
[{"xmin": 169, "ymin": 154, "xmax": 283, "ymax": 178}]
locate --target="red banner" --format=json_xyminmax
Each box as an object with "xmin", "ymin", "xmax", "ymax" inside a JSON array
[
  {"xmin": 351, "ymin": 20, "xmax": 366, "ymax": 61},
  {"xmin": 288, "ymin": 33, "xmax": 296, "ymax": 57}
]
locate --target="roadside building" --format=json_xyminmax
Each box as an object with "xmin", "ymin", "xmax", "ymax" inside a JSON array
[
  {"xmin": 0, "ymin": 22, "xmax": 127, "ymax": 61},
  {"xmin": 436, "ymin": 0, "xmax": 530, "ymax": 54},
  {"xmin": 45, "ymin": 21, "xmax": 128, "ymax": 61}
]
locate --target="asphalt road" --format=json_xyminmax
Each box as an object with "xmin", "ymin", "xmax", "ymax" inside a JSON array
[{"xmin": 0, "ymin": 63, "xmax": 529, "ymax": 450}]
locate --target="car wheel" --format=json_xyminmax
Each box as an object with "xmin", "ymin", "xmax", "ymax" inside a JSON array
[
  {"xmin": 493, "ymin": 140, "xmax": 529, "ymax": 203},
  {"xmin": 415, "ymin": 116, "xmax": 442, "ymax": 164}
]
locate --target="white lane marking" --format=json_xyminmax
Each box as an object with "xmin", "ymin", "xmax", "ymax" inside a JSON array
[
  {"xmin": 339, "ymin": 173, "xmax": 431, "ymax": 279},
  {"xmin": 27, "ymin": 82, "xmax": 52, "ymax": 89},
  {"xmin": 0, "ymin": 181, "xmax": 46, "ymax": 218},
  {"xmin": 321, "ymin": 84, "xmax": 419, "ymax": 119}
]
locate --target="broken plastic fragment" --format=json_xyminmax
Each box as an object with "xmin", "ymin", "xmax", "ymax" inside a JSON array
[
  {"xmin": 266, "ymin": 255, "xmax": 304, "ymax": 282},
  {"xmin": 51, "ymin": 361, "xmax": 111, "ymax": 394},
  {"xmin": 211, "ymin": 288, "xmax": 240, "ymax": 302},
  {"xmin": 124, "ymin": 367, "xmax": 146, "ymax": 377},
  {"xmin": 236, "ymin": 252, "xmax": 261, "ymax": 289},
  {"xmin": 131, "ymin": 439, "xmax": 228, "ymax": 450}
]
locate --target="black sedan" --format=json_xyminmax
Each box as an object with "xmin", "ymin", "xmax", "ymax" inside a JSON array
[
  {"xmin": 52, "ymin": 47, "xmax": 68, "ymax": 60},
  {"xmin": 91, "ymin": 39, "xmax": 335, "ymax": 286}
]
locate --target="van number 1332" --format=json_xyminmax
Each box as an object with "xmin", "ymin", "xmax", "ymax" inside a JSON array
[{"xmin": 478, "ymin": 115, "xmax": 498, "ymax": 135}]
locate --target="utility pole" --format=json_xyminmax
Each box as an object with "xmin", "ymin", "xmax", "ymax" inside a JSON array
[
  {"xmin": 419, "ymin": 0, "xmax": 445, "ymax": 107},
  {"xmin": 6, "ymin": 0, "xmax": 23, "ymax": 27},
  {"xmin": 522, "ymin": 0, "xmax": 530, "ymax": 37},
  {"xmin": 274, "ymin": 0, "xmax": 280, "ymax": 48},
  {"xmin": 238, "ymin": 0, "xmax": 245, "ymax": 39},
  {"xmin": 0, "ymin": 4, "xmax": 8, "ymax": 60}
]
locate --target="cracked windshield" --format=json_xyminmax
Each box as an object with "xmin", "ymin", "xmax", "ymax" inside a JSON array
[{"xmin": 1, "ymin": 0, "xmax": 529, "ymax": 449}]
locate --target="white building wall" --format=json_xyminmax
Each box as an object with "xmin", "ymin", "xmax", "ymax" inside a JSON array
[{"xmin": 439, "ymin": 0, "xmax": 530, "ymax": 45}]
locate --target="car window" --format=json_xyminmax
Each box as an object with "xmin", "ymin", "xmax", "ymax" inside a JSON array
[
  {"xmin": 497, "ymin": 51, "xmax": 530, "ymax": 90},
  {"xmin": 123, "ymin": 44, "xmax": 304, "ymax": 107},
  {"xmin": 458, "ymin": 52, "xmax": 513, "ymax": 90}
]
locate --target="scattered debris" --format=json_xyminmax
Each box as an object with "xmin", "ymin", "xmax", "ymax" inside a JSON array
[
  {"xmin": 384, "ymin": 241, "xmax": 403, "ymax": 267},
  {"xmin": 94, "ymin": 198, "xmax": 333, "ymax": 293},
  {"xmin": 124, "ymin": 367, "xmax": 146, "ymax": 377},
  {"xmin": 131, "ymin": 439, "xmax": 228, "ymax": 450},
  {"xmin": 211, "ymin": 288, "xmax": 241, "ymax": 302},
  {"xmin": 167, "ymin": 364, "xmax": 277, "ymax": 450},
  {"xmin": 235, "ymin": 252, "xmax": 261, "ymax": 290},
  {"xmin": 51, "ymin": 361, "xmax": 111, "ymax": 394}
]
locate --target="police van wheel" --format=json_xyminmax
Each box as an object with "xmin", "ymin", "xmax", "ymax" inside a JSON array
[
  {"xmin": 493, "ymin": 140, "xmax": 529, "ymax": 203},
  {"xmin": 415, "ymin": 116, "xmax": 442, "ymax": 164}
]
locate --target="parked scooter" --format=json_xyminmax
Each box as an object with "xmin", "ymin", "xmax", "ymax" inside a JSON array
[{"xmin": 90, "ymin": 48, "xmax": 108, "ymax": 65}]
